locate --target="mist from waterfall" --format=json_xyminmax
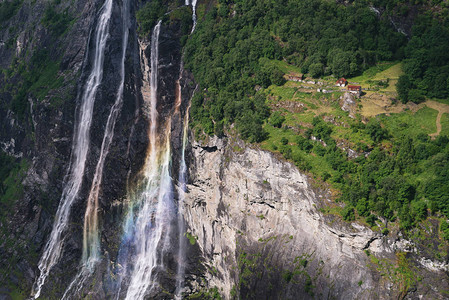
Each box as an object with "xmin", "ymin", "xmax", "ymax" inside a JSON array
[
  {"xmin": 114, "ymin": 21, "xmax": 178, "ymax": 300},
  {"xmin": 31, "ymin": 0, "xmax": 113, "ymax": 297}
]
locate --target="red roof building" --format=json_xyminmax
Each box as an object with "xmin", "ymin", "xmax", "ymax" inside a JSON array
[
  {"xmin": 336, "ymin": 78, "xmax": 347, "ymax": 87},
  {"xmin": 348, "ymin": 85, "xmax": 362, "ymax": 96}
]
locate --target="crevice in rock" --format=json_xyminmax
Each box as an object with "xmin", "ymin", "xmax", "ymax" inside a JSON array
[{"xmin": 362, "ymin": 236, "xmax": 380, "ymax": 250}]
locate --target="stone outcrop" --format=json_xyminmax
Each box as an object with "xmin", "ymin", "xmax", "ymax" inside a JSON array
[{"xmin": 340, "ymin": 92, "xmax": 357, "ymax": 118}]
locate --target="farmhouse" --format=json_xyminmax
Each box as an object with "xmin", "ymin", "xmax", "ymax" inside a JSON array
[
  {"xmin": 348, "ymin": 85, "xmax": 362, "ymax": 97},
  {"xmin": 336, "ymin": 78, "xmax": 347, "ymax": 87},
  {"xmin": 287, "ymin": 74, "xmax": 304, "ymax": 82}
]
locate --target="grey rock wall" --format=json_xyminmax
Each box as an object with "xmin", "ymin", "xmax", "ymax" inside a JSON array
[{"xmin": 183, "ymin": 137, "xmax": 449, "ymax": 299}]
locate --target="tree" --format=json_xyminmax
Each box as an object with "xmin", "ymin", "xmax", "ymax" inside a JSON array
[
  {"xmin": 441, "ymin": 220, "xmax": 449, "ymax": 241},
  {"xmin": 328, "ymin": 49, "xmax": 358, "ymax": 78},
  {"xmin": 309, "ymin": 63, "xmax": 324, "ymax": 78},
  {"xmin": 396, "ymin": 75, "xmax": 412, "ymax": 103},
  {"xmin": 366, "ymin": 119, "xmax": 389, "ymax": 143},
  {"xmin": 408, "ymin": 89, "xmax": 425, "ymax": 104},
  {"xmin": 342, "ymin": 205, "xmax": 355, "ymax": 221},
  {"xmin": 269, "ymin": 111, "xmax": 285, "ymax": 128},
  {"xmin": 356, "ymin": 198, "xmax": 370, "ymax": 217}
]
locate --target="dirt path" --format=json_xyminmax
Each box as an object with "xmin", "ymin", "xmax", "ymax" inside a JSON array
[
  {"xmin": 425, "ymin": 100, "xmax": 449, "ymax": 137},
  {"xmin": 358, "ymin": 96, "xmax": 449, "ymax": 136},
  {"xmin": 431, "ymin": 111, "xmax": 443, "ymax": 137}
]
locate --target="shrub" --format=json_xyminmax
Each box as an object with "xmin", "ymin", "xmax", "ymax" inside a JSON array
[
  {"xmin": 296, "ymin": 136, "xmax": 313, "ymax": 152},
  {"xmin": 314, "ymin": 143, "xmax": 326, "ymax": 156},
  {"xmin": 440, "ymin": 220, "xmax": 449, "ymax": 241},
  {"xmin": 366, "ymin": 119, "xmax": 389, "ymax": 143},
  {"xmin": 366, "ymin": 214, "xmax": 377, "ymax": 227},
  {"xmin": 396, "ymin": 75, "xmax": 412, "ymax": 103},
  {"xmin": 356, "ymin": 198, "xmax": 370, "ymax": 217},
  {"xmin": 342, "ymin": 205, "xmax": 355, "ymax": 221},
  {"xmin": 41, "ymin": 5, "xmax": 72, "ymax": 36},
  {"xmin": 322, "ymin": 172, "xmax": 331, "ymax": 181},
  {"xmin": 0, "ymin": 0, "xmax": 22, "ymax": 25},
  {"xmin": 408, "ymin": 89, "xmax": 425, "ymax": 104},
  {"xmin": 269, "ymin": 111, "xmax": 285, "ymax": 128},
  {"xmin": 136, "ymin": 0, "xmax": 166, "ymax": 36},
  {"xmin": 279, "ymin": 145, "xmax": 292, "ymax": 159}
]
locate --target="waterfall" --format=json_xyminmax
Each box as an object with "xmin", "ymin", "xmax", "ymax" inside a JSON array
[
  {"xmin": 82, "ymin": 0, "xmax": 130, "ymax": 269},
  {"xmin": 191, "ymin": 0, "xmax": 197, "ymax": 32},
  {"xmin": 185, "ymin": 0, "xmax": 198, "ymax": 32},
  {"xmin": 31, "ymin": 0, "xmax": 113, "ymax": 297},
  {"xmin": 175, "ymin": 97, "xmax": 190, "ymax": 298},
  {"xmin": 116, "ymin": 21, "xmax": 179, "ymax": 299},
  {"xmin": 60, "ymin": 0, "xmax": 130, "ymax": 298}
]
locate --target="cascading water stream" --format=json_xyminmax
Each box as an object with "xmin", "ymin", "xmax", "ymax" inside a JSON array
[
  {"xmin": 82, "ymin": 0, "xmax": 130, "ymax": 269},
  {"xmin": 175, "ymin": 99, "xmax": 190, "ymax": 298},
  {"xmin": 31, "ymin": 0, "xmax": 113, "ymax": 297},
  {"xmin": 124, "ymin": 129, "xmax": 175, "ymax": 300},
  {"xmin": 115, "ymin": 21, "xmax": 177, "ymax": 299},
  {"xmin": 60, "ymin": 1, "xmax": 130, "ymax": 298},
  {"xmin": 185, "ymin": 0, "xmax": 198, "ymax": 32}
]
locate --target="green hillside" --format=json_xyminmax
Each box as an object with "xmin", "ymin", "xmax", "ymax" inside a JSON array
[{"xmin": 185, "ymin": 0, "xmax": 449, "ymax": 238}]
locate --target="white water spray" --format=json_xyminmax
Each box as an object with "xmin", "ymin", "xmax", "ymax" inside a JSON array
[
  {"xmin": 31, "ymin": 0, "xmax": 113, "ymax": 297},
  {"xmin": 175, "ymin": 100, "xmax": 190, "ymax": 298},
  {"xmin": 60, "ymin": 1, "xmax": 131, "ymax": 298},
  {"xmin": 185, "ymin": 0, "xmax": 198, "ymax": 32},
  {"xmin": 82, "ymin": 0, "xmax": 130, "ymax": 269},
  {"xmin": 122, "ymin": 21, "xmax": 178, "ymax": 300}
]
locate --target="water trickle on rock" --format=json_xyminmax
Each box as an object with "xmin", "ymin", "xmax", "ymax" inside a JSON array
[{"xmin": 32, "ymin": 0, "xmax": 114, "ymax": 297}]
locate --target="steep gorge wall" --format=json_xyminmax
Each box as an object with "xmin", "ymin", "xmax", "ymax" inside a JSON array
[
  {"xmin": 1, "ymin": 0, "xmax": 448, "ymax": 298},
  {"xmin": 183, "ymin": 137, "xmax": 449, "ymax": 299},
  {"xmin": 0, "ymin": 0, "xmax": 196, "ymax": 297},
  {"xmin": 0, "ymin": 0, "xmax": 148, "ymax": 295}
]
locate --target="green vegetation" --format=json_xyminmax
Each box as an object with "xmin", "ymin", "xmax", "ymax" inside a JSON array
[
  {"xmin": 441, "ymin": 113, "xmax": 449, "ymax": 133},
  {"xmin": 0, "ymin": 153, "xmax": 28, "ymax": 224},
  {"xmin": 261, "ymin": 66, "xmax": 448, "ymax": 232},
  {"xmin": 440, "ymin": 220, "xmax": 449, "ymax": 241},
  {"xmin": 368, "ymin": 252, "xmax": 420, "ymax": 298},
  {"xmin": 136, "ymin": 0, "xmax": 166, "ymax": 36},
  {"xmin": 185, "ymin": 0, "xmax": 406, "ymax": 141},
  {"xmin": 400, "ymin": 15, "xmax": 449, "ymax": 102},
  {"xmin": 41, "ymin": 4, "xmax": 73, "ymax": 36},
  {"xmin": 187, "ymin": 287, "xmax": 222, "ymax": 299},
  {"xmin": 136, "ymin": 1, "xmax": 193, "ymax": 45},
  {"xmin": 3, "ymin": 49, "xmax": 63, "ymax": 118},
  {"xmin": 380, "ymin": 107, "xmax": 438, "ymax": 138},
  {"xmin": 185, "ymin": 232, "xmax": 197, "ymax": 245},
  {"xmin": 169, "ymin": 5, "xmax": 193, "ymax": 45},
  {"xmin": 0, "ymin": 0, "xmax": 22, "ymax": 28},
  {"xmin": 184, "ymin": 0, "xmax": 449, "ymax": 234}
]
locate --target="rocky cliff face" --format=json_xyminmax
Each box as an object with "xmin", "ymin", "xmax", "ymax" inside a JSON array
[
  {"xmin": 1, "ymin": 0, "xmax": 448, "ymax": 299},
  {"xmin": 0, "ymin": 0, "xmax": 192, "ymax": 297},
  {"xmin": 183, "ymin": 136, "xmax": 449, "ymax": 299}
]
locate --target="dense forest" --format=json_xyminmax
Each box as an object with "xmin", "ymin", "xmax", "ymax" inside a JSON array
[
  {"xmin": 184, "ymin": 0, "xmax": 449, "ymax": 237},
  {"xmin": 185, "ymin": 0, "xmax": 408, "ymax": 140}
]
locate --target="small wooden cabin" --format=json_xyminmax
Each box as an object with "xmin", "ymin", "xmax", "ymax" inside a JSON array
[
  {"xmin": 348, "ymin": 85, "xmax": 362, "ymax": 96},
  {"xmin": 336, "ymin": 78, "xmax": 347, "ymax": 87}
]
